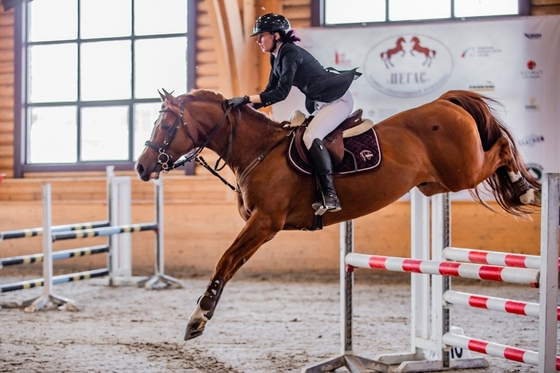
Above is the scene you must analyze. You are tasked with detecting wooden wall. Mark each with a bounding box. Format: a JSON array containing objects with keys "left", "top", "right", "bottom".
[
  {"left": 0, "top": 5, "right": 13, "bottom": 177},
  {"left": 532, "top": 0, "right": 560, "bottom": 14},
  {"left": 0, "top": 0, "right": 556, "bottom": 278}
]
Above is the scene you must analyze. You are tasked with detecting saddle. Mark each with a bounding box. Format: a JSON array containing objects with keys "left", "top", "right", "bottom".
[
  {"left": 286, "top": 109, "right": 381, "bottom": 177},
  {"left": 287, "top": 109, "right": 375, "bottom": 166}
]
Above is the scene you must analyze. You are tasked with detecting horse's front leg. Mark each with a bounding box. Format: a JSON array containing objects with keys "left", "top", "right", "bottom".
[{"left": 184, "top": 212, "right": 282, "bottom": 341}]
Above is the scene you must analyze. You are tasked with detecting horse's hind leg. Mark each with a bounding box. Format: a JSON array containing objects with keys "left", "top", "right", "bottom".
[
  {"left": 507, "top": 170, "right": 540, "bottom": 205},
  {"left": 184, "top": 213, "right": 282, "bottom": 341},
  {"left": 479, "top": 136, "right": 540, "bottom": 205}
]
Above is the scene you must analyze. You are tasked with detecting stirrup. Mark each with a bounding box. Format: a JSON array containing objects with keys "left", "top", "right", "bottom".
[{"left": 312, "top": 192, "right": 341, "bottom": 215}]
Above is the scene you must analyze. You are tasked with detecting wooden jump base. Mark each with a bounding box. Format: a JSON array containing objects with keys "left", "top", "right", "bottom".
[{"left": 303, "top": 173, "right": 559, "bottom": 373}]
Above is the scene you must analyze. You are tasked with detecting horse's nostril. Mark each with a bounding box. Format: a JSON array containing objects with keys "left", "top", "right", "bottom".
[{"left": 136, "top": 163, "right": 144, "bottom": 174}]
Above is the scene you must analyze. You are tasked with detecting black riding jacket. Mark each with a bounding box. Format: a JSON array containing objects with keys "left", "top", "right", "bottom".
[{"left": 255, "top": 42, "right": 360, "bottom": 113}]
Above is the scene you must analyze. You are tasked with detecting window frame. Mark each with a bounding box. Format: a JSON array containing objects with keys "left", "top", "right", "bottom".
[
  {"left": 13, "top": 0, "right": 197, "bottom": 177},
  {"left": 311, "top": 0, "right": 531, "bottom": 27}
]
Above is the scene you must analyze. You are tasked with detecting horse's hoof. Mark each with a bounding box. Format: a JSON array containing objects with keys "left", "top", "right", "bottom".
[
  {"left": 184, "top": 319, "right": 206, "bottom": 341},
  {"left": 520, "top": 188, "right": 541, "bottom": 206},
  {"left": 533, "top": 189, "right": 542, "bottom": 206}
]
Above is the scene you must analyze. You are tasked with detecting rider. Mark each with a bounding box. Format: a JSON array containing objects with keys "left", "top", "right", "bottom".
[{"left": 226, "top": 13, "right": 361, "bottom": 214}]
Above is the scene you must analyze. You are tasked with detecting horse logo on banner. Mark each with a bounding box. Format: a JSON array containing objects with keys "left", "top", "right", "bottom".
[{"left": 365, "top": 34, "right": 453, "bottom": 98}]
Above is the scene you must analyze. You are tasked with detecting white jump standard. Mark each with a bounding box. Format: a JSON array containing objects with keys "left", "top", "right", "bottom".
[{"left": 304, "top": 173, "right": 559, "bottom": 373}]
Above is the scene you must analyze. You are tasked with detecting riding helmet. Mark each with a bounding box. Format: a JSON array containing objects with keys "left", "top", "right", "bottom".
[{"left": 250, "top": 13, "right": 290, "bottom": 37}]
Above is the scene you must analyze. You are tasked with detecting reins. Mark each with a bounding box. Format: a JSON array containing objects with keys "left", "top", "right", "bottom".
[
  {"left": 171, "top": 101, "right": 284, "bottom": 194},
  {"left": 161, "top": 101, "right": 285, "bottom": 194},
  {"left": 173, "top": 105, "right": 236, "bottom": 168}
]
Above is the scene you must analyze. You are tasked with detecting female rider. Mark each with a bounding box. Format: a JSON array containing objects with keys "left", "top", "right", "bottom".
[{"left": 226, "top": 13, "right": 361, "bottom": 214}]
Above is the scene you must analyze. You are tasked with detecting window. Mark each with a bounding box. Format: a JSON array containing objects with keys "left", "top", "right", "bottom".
[
  {"left": 14, "top": 0, "right": 195, "bottom": 175},
  {"left": 321, "top": 0, "right": 529, "bottom": 26}
]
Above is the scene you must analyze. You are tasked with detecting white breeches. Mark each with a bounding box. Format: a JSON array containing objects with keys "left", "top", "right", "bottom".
[{"left": 303, "top": 90, "right": 354, "bottom": 149}]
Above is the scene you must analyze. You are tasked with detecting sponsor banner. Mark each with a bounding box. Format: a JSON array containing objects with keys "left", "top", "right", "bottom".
[{"left": 273, "top": 15, "right": 560, "bottom": 178}]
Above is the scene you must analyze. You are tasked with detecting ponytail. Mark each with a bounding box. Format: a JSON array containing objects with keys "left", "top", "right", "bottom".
[{"left": 278, "top": 29, "right": 301, "bottom": 43}]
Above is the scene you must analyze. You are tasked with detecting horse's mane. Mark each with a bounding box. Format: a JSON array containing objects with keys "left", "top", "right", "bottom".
[{"left": 180, "top": 89, "right": 284, "bottom": 129}]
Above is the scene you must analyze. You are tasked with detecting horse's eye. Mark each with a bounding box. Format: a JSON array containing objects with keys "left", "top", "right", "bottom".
[{"left": 161, "top": 122, "right": 172, "bottom": 131}]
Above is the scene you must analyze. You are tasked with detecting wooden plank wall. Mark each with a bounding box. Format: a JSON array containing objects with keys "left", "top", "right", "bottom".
[
  {"left": 532, "top": 0, "right": 560, "bottom": 14},
  {"left": 0, "top": 4, "right": 13, "bottom": 177}
]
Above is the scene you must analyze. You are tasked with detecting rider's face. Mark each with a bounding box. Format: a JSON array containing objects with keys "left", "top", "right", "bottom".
[{"left": 256, "top": 32, "right": 277, "bottom": 53}]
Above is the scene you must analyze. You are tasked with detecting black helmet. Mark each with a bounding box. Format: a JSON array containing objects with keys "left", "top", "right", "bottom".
[{"left": 250, "top": 13, "right": 290, "bottom": 37}]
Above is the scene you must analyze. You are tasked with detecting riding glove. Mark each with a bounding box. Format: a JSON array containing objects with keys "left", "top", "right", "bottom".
[{"left": 226, "top": 95, "right": 250, "bottom": 108}]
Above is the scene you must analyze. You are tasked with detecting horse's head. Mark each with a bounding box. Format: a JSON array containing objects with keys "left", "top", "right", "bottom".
[{"left": 135, "top": 89, "right": 195, "bottom": 181}]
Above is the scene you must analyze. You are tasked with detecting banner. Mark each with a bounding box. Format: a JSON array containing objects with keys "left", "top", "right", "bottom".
[{"left": 273, "top": 15, "right": 560, "bottom": 180}]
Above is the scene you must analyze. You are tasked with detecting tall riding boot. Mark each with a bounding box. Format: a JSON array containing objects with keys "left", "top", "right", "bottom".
[{"left": 308, "top": 138, "right": 341, "bottom": 213}]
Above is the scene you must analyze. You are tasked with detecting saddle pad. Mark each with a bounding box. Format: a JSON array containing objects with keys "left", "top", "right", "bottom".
[{"left": 287, "top": 127, "right": 382, "bottom": 176}]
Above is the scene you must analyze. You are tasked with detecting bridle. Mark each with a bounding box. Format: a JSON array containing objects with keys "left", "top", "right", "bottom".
[
  {"left": 143, "top": 99, "right": 242, "bottom": 189},
  {"left": 144, "top": 101, "right": 187, "bottom": 173},
  {"left": 144, "top": 98, "right": 285, "bottom": 194}
]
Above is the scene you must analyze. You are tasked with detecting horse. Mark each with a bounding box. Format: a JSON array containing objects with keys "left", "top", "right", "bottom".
[
  {"left": 410, "top": 36, "right": 436, "bottom": 67},
  {"left": 380, "top": 37, "right": 406, "bottom": 68},
  {"left": 135, "top": 89, "right": 540, "bottom": 341}
]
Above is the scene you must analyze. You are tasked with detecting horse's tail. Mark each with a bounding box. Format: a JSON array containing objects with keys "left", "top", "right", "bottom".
[{"left": 440, "top": 90, "right": 541, "bottom": 217}]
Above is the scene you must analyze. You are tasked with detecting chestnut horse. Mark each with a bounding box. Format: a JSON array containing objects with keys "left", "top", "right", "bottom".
[{"left": 135, "top": 89, "right": 540, "bottom": 341}]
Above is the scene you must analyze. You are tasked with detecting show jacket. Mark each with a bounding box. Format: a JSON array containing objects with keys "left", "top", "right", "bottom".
[{"left": 255, "top": 42, "right": 360, "bottom": 113}]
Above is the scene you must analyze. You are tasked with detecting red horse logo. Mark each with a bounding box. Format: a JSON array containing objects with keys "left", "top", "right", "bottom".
[
  {"left": 380, "top": 37, "right": 405, "bottom": 68},
  {"left": 410, "top": 36, "right": 436, "bottom": 67}
]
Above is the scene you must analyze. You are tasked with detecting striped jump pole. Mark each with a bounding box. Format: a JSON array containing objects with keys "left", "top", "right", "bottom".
[
  {"left": 345, "top": 254, "right": 540, "bottom": 285},
  {"left": 443, "top": 290, "right": 560, "bottom": 321},
  {"left": 0, "top": 268, "right": 109, "bottom": 293},
  {"left": 0, "top": 245, "right": 109, "bottom": 268},
  {"left": 51, "top": 223, "right": 157, "bottom": 241},
  {"left": 442, "top": 247, "right": 559, "bottom": 271},
  {"left": 0, "top": 221, "right": 110, "bottom": 241},
  {"left": 442, "top": 333, "right": 560, "bottom": 370}
]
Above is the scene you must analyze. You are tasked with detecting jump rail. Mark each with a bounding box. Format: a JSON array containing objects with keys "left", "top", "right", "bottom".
[
  {"left": 443, "top": 290, "right": 560, "bottom": 320},
  {"left": 442, "top": 247, "right": 560, "bottom": 271},
  {"left": 52, "top": 223, "right": 157, "bottom": 241},
  {"left": 442, "top": 333, "right": 560, "bottom": 370},
  {"left": 0, "top": 244, "right": 109, "bottom": 268},
  {"left": 0, "top": 268, "right": 109, "bottom": 293},
  {"left": 345, "top": 254, "right": 540, "bottom": 285},
  {"left": 0, "top": 221, "right": 110, "bottom": 241}
]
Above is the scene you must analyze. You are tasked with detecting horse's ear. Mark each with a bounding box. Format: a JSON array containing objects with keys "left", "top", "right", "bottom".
[
  {"left": 158, "top": 90, "right": 165, "bottom": 102},
  {"left": 161, "top": 88, "right": 179, "bottom": 106}
]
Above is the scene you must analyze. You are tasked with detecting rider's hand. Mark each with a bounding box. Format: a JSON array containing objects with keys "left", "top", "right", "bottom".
[{"left": 226, "top": 95, "right": 250, "bottom": 108}]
